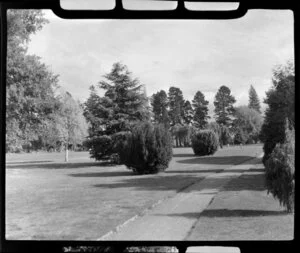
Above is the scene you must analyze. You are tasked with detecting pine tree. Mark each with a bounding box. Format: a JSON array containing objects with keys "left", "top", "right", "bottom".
[
  {"left": 248, "top": 85, "right": 261, "bottom": 113},
  {"left": 99, "top": 62, "right": 150, "bottom": 133},
  {"left": 168, "top": 87, "right": 185, "bottom": 126},
  {"left": 182, "top": 100, "right": 194, "bottom": 125},
  {"left": 214, "top": 85, "right": 236, "bottom": 126},
  {"left": 151, "top": 90, "right": 170, "bottom": 127},
  {"left": 192, "top": 91, "right": 210, "bottom": 129},
  {"left": 84, "top": 62, "right": 150, "bottom": 161}
]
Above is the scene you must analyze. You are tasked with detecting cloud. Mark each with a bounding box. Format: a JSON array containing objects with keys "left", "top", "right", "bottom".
[{"left": 27, "top": 9, "right": 293, "bottom": 108}]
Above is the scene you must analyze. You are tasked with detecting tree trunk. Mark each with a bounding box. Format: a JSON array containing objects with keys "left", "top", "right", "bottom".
[{"left": 65, "top": 143, "right": 69, "bottom": 162}]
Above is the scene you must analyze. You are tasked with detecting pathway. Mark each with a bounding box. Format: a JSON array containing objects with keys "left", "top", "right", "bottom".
[{"left": 99, "top": 155, "right": 262, "bottom": 240}]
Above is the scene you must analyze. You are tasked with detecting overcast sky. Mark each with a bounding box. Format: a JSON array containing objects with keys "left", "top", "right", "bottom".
[{"left": 27, "top": 9, "right": 294, "bottom": 116}]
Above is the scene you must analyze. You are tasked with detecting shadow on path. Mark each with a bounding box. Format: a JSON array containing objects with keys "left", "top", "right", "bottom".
[
  {"left": 90, "top": 171, "right": 266, "bottom": 193},
  {"left": 165, "top": 167, "right": 264, "bottom": 174},
  {"left": 223, "top": 173, "right": 266, "bottom": 191},
  {"left": 159, "top": 209, "right": 288, "bottom": 219}
]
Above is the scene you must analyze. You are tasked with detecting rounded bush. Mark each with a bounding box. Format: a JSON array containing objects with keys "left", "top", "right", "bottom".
[
  {"left": 86, "top": 135, "right": 113, "bottom": 161},
  {"left": 119, "top": 122, "right": 173, "bottom": 174},
  {"left": 191, "top": 130, "right": 219, "bottom": 156}
]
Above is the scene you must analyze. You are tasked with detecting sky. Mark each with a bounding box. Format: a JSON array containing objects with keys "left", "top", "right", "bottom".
[{"left": 26, "top": 7, "right": 294, "bottom": 117}]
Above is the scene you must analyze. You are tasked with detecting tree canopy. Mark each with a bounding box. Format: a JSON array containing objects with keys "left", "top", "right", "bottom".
[
  {"left": 233, "top": 105, "right": 263, "bottom": 143},
  {"left": 248, "top": 85, "right": 261, "bottom": 113},
  {"left": 50, "top": 92, "right": 88, "bottom": 161},
  {"left": 6, "top": 10, "right": 60, "bottom": 152},
  {"left": 260, "top": 61, "right": 295, "bottom": 163},
  {"left": 168, "top": 87, "right": 185, "bottom": 126},
  {"left": 192, "top": 91, "right": 210, "bottom": 129},
  {"left": 84, "top": 62, "right": 150, "bottom": 160},
  {"left": 151, "top": 90, "right": 170, "bottom": 127},
  {"left": 213, "top": 85, "right": 236, "bottom": 126},
  {"left": 182, "top": 100, "right": 194, "bottom": 125}
]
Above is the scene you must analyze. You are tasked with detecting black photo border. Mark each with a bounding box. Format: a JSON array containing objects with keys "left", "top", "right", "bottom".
[{"left": 0, "top": 0, "right": 298, "bottom": 252}]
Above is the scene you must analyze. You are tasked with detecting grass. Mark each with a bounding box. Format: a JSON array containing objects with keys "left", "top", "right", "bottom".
[
  {"left": 5, "top": 144, "right": 269, "bottom": 240},
  {"left": 187, "top": 162, "right": 294, "bottom": 240}
]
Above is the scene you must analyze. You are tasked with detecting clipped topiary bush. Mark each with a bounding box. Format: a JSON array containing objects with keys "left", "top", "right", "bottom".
[
  {"left": 191, "top": 130, "right": 219, "bottom": 156},
  {"left": 119, "top": 122, "right": 173, "bottom": 174},
  {"left": 265, "top": 124, "right": 295, "bottom": 212}
]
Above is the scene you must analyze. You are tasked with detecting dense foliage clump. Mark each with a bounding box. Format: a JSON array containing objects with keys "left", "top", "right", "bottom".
[
  {"left": 191, "top": 130, "right": 219, "bottom": 156},
  {"left": 119, "top": 122, "right": 173, "bottom": 174},
  {"left": 233, "top": 106, "right": 263, "bottom": 144},
  {"left": 234, "top": 128, "right": 247, "bottom": 145},
  {"left": 260, "top": 61, "right": 294, "bottom": 164},
  {"left": 84, "top": 63, "right": 150, "bottom": 161},
  {"left": 265, "top": 122, "right": 295, "bottom": 212}
]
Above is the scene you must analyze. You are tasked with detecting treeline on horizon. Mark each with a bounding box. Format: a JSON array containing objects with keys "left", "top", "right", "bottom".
[{"left": 6, "top": 10, "right": 294, "bottom": 162}]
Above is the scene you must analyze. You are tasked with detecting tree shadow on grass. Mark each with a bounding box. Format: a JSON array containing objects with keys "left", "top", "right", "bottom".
[
  {"left": 93, "top": 174, "right": 207, "bottom": 192},
  {"left": 159, "top": 209, "right": 288, "bottom": 219},
  {"left": 200, "top": 209, "right": 288, "bottom": 217},
  {"left": 173, "top": 154, "right": 196, "bottom": 158},
  {"left": 165, "top": 169, "right": 223, "bottom": 174},
  {"left": 6, "top": 160, "right": 53, "bottom": 165},
  {"left": 5, "top": 161, "right": 118, "bottom": 169},
  {"left": 86, "top": 165, "right": 267, "bottom": 194},
  {"left": 177, "top": 156, "right": 255, "bottom": 165},
  {"left": 69, "top": 171, "right": 134, "bottom": 177},
  {"left": 91, "top": 170, "right": 266, "bottom": 193}
]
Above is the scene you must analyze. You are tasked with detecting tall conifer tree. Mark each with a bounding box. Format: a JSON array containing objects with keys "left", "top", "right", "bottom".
[
  {"left": 248, "top": 85, "right": 261, "bottom": 113},
  {"left": 192, "top": 91, "right": 210, "bottom": 129},
  {"left": 168, "top": 87, "right": 185, "bottom": 126},
  {"left": 151, "top": 90, "right": 170, "bottom": 127},
  {"left": 214, "top": 85, "right": 236, "bottom": 126}
]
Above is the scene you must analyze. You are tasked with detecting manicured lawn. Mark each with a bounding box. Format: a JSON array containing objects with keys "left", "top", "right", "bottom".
[
  {"left": 187, "top": 162, "right": 294, "bottom": 240},
  {"left": 6, "top": 145, "right": 266, "bottom": 240}
]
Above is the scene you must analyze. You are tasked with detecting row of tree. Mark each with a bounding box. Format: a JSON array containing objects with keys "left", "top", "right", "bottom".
[
  {"left": 6, "top": 10, "right": 88, "bottom": 161},
  {"left": 6, "top": 10, "right": 288, "bottom": 165},
  {"left": 5, "top": 9, "right": 263, "bottom": 159},
  {"left": 150, "top": 84, "right": 262, "bottom": 147},
  {"left": 82, "top": 60, "right": 264, "bottom": 162},
  {"left": 152, "top": 83, "right": 260, "bottom": 129}
]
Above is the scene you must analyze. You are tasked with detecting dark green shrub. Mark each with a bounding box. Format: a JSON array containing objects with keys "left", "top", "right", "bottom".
[
  {"left": 86, "top": 131, "right": 133, "bottom": 163},
  {"left": 119, "top": 122, "right": 173, "bottom": 174},
  {"left": 191, "top": 130, "right": 219, "bottom": 156},
  {"left": 260, "top": 62, "right": 294, "bottom": 164},
  {"left": 265, "top": 125, "right": 295, "bottom": 212},
  {"left": 86, "top": 135, "right": 113, "bottom": 160}
]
